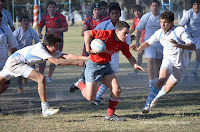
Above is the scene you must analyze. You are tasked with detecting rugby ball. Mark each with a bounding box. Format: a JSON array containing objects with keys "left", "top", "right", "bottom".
[{"left": 90, "top": 39, "right": 106, "bottom": 53}]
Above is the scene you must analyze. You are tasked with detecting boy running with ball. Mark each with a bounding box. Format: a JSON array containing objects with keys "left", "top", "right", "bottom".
[
  {"left": 74, "top": 21, "right": 145, "bottom": 121},
  {"left": 131, "top": 11, "right": 196, "bottom": 114}
]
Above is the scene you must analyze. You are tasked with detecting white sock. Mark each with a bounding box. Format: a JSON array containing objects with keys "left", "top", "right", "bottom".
[
  {"left": 41, "top": 102, "right": 49, "bottom": 110},
  {"left": 155, "top": 86, "right": 166, "bottom": 99}
]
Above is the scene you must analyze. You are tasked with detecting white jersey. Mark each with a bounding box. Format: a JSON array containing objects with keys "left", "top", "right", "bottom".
[
  {"left": 11, "top": 42, "right": 62, "bottom": 66},
  {"left": 94, "top": 19, "right": 131, "bottom": 72},
  {"left": 146, "top": 26, "right": 194, "bottom": 69},
  {"left": 136, "top": 12, "right": 162, "bottom": 49},
  {"left": 13, "top": 27, "right": 41, "bottom": 49},
  {"left": 1, "top": 9, "right": 14, "bottom": 28},
  {"left": 179, "top": 8, "right": 200, "bottom": 38},
  {"left": 0, "top": 25, "right": 18, "bottom": 69}
]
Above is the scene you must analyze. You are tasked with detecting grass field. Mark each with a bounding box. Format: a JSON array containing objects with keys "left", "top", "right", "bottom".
[{"left": 0, "top": 21, "right": 200, "bottom": 132}]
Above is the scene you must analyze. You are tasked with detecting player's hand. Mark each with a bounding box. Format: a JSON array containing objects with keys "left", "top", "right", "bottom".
[
  {"left": 131, "top": 35, "right": 136, "bottom": 41},
  {"left": 130, "top": 45, "right": 139, "bottom": 52},
  {"left": 87, "top": 49, "right": 98, "bottom": 55},
  {"left": 39, "top": 33, "right": 43, "bottom": 39},
  {"left": 77, "top": 61, "right": 85, "bottom": 67},
  {"left": 170, "top": 39, "right": 179, "bottom": 47},
  {"left": 134, "top": 64, "right": 145, "bottom": 72}
]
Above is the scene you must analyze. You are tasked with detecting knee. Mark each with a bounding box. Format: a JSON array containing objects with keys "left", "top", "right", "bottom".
[
  {"left": 112, "top": 87, "right": 121, "bottom": 95},
  {"left": 37, "top": 74, "right": 45, "bottom": 84}
]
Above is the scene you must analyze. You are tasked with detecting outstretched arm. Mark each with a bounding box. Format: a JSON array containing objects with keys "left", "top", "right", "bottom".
[
  {"left": 130, "top": 41, "right": 150, "bottom": 52},
  {"left": 127, "top": 56, "right": 145, "bottom": 72},
  {"left": 47, "top": 57, "right": 85, "bottom": 67},
  {"left": 60, "top": 54, "right": 89, "bottom": 61}
]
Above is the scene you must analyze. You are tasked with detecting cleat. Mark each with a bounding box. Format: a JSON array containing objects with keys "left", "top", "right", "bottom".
[
  {"left": 150, "top": 98, "right": 158, "bottom": 109},
  {"left": 142, "top": 105, "right": 150, "bottom": 114},
  {"left": 191, "top": 71, "right": 199, "bottom": 80},
  {"left": 90, "top": 100, "right": 104, "bottom": 106},
  {"left": 69, "top": 84, "right": 79, "bottom": 93},
  {"left": 42, "top": 107, "right": 59, "bottom": 117},
  {"left": 18, "top": 88, "right": 24, "bottom": 94},
  {"left": 128, "top": 71, "right": 137, "bottom": 77},
  {"left": 105, "top": 114, "right": 126, "bottom": 121},
  {"left": 47, "top": 76, "right": 53, "bottom": 83}
]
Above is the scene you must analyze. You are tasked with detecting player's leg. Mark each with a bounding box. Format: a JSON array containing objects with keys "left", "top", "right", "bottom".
[
  {"left": 142, "top": 59, "right": 172, "bottom": 114},
  {"left": 183, "top": 51, "right": 192, "bottom": 81},
  {"left": 0, "top": 76, "right": 10, "bottom": 94},
  {"left": 147, "top": 58, "right": 155, "bottom": 88},
  {"left": 102, "top": 74, "right": 125, "bottom": 121},
  {"left": 191, "top": 49, "right": 200, "bottom": 80},
  {"left": 27, "top": 68, "right": 59, "bottom": 117},
  {"left": 16, "top": 76, "right": 24, "bottom": 94},
  {"left": 39, "top": 61, "right": 46, "bottom": 74}
]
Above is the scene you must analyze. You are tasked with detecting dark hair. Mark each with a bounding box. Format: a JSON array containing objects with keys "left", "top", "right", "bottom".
[
  {"left": 19, "top": 15, "right": 30, "bottom": 22},
  {"left": 98, "top": 1, "right": 108, "bottom": 8},
  {"left": 43, "top": 33, "right": 62, "bottom": 47},
  {"left": 191, "top": 0, "right": 200, "bottom": 6},
  {"left": 47, "top": 1, "right": 57, "bottom": 8},
  {"left": 92, "top": 3, "right": 100, "bottom": 10},
  {"left": 159, "top": 11, "right": 174, "bottom": 22},
  {"left": 0, "top": 12, "right": 2, "bottom": 18},
  {"left": 115, "top": 21, "right": 130, "bottom": 31},
  {"left": 150, "top": 0, "right": 160, "bottom": 7},
  {"left": 133, "top": 4, "right": 143, "bottom": 12},
  {"left": 109, "top": 2, "right": 121, "bottom": 14}
]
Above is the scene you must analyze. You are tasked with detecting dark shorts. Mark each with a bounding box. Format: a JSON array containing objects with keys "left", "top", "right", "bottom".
[{"left": 85, "top": 59, "right": 114, "bottom": 82}]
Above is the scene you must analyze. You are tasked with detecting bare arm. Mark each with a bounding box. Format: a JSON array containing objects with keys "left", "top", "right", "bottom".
[
  {"left": 130, "top": 41, "right": 150, "bottom": 52},
  {"left": 38, "top": 26, "right": 43, "bottom": 39},
  {"left": 136, "top": 30, "right": 142, "bottom": 46},
  {"left": 48, "top": 27, "right": 68, "bottom": 33},
  {"left": 47, "top": 57, "right": 85, "bottom": 67},
  {"left": 170, "top": 39, "right": 196, "bottom": 50},
  {"left": 81, "top": 25, "right": 88, "bottom": 37},
  {"left": 84, "top": 30, "right": 97, "bottom": 54},
  {"left": 60, "top": 54, "right": 89, "bottom": 61},
  {"left": 127, "top": 56, "right": 145, "bottom": 72},
  {"left": 129, "top": 27, "right": 135, "bottom": 34}
]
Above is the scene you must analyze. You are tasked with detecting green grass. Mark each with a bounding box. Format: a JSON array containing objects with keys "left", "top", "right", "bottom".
[{"left": 0, "top": 21, "right": 200, "bottom": 132}]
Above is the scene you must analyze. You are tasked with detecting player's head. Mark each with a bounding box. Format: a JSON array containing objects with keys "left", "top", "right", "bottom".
[
  {"left": 109, "top": 3, "right": 121, "bottom": 24},
  {"left": 43, "top": 33, "right": 62, "bottom": 54},
  {"left": 115, "top": 21, "right": 130, "bottom": 42},
  {"left": 98, "top": 1, "right": 108, "bottom": 16},
  {"left": 0, "top": 0, "right": 4, "bottom": 11},
  {"left": 150, "top": 0, "right": 160, "bottom": 14},
  {"left": 20, "top": 15, "right": 30, "bottom": 28},
  {"left": 191, "top": 0, "right": 200, "bottom": 13},
  {"left": 159, "top": 11, "right": 174, "bottom": 32},
  {"left": 46, "top": 1, "right": 57, "bottom": 15},
  {"left": 133, "top": 5, "right": 143, "bottom": 18},
  {"left": 91, "top": 3, "right": 100, "bottom": 17}
]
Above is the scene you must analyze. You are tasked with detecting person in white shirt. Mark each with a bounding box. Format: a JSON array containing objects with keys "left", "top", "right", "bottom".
[
  {"left": 13, "top": 15, "right": 41, "bottom": 94},
  {"left": 136, "top": 0, "right": 163, "bottom": 88},
  {"left": 0, "top": 33, "right": 88, "bottom": 117},
  {"left": 0, "top": 0, "right": 15, "bottom": 31},
  {"left": 131, "top": 11, "right": 196, "bottom": 114},
  {"left": 179, "top": 0, "right": 200, "bottom": 81}
]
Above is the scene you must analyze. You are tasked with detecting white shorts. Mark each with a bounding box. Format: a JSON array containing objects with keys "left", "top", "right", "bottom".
[
  {"left": 109, "top": 52, "right": 119, "bottom": 73},
  {"left": 145, "top": 43, "right": 163, "bottom": 59},
  {"left": 0, "top": 57, "right": 33, "bottom": 80},
  {"left": 160, "top": 58, "right": 187, "bottom": 81},
  {"left": 193, "top": 37, "right": 200, "bottom": 49}
]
